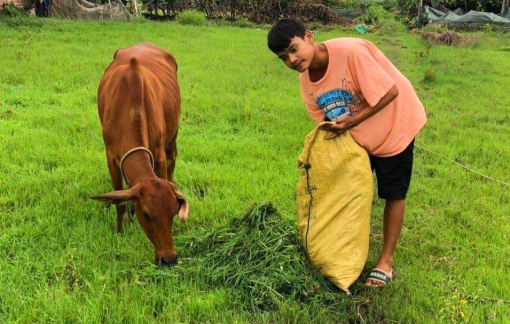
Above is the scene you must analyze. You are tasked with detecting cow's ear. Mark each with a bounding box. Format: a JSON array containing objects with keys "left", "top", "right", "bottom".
[
  {"left": 169, "top": 183, "right": 189, "bottom": 222},
  {"left": 91, "top": 183, "right": 141, "bottom": 205}
]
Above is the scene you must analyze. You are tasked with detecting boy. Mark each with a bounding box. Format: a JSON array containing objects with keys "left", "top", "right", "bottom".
[{"left": 268, "top": 19, "right": 426, "bottom": 287}]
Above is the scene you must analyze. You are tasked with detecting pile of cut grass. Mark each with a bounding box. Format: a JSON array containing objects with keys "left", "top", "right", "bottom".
[{"left": 181, "top": 202, "right": 342, "bottom": 310}]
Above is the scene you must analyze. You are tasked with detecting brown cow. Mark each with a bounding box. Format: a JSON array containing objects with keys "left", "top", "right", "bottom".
[{"left": 92, "top": 43, "right": 188, "bottom": 266}]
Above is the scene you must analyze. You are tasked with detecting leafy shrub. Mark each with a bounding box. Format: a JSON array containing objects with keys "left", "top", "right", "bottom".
[
  {"left": 362, "top": 5, "right": 392, "bottom": 25},
  {"left": 381, "top": 0, "right": 397, "bottom": 10},
  {"left": 176, "top": 10, "right": 207, "bottom": 26},
  {"left": 2, "top": 3, "right": 22, "bottom": 17},
  {"left": 323, "top": 0, "right": 365, "bottom": 8},
  {"left": 233, "top": 18, "right": 253, "bottom": 28}
]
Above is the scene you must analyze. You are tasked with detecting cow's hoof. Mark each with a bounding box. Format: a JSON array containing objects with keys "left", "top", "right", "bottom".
[{"left": 127, "top": 205, "right": 135, "bottom": 220}]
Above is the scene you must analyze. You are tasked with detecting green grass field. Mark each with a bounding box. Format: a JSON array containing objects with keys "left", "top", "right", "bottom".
[{"left": 0, "top": 17, "right": 509, "bottom": 323}]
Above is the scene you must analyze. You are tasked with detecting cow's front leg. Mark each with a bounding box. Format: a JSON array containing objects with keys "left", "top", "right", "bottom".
[{"left": 107, "top": 157, "right": 126, "bottom": 233}]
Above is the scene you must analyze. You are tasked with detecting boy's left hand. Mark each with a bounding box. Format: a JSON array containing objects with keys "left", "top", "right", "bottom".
[{"left": 322, "top": 115, "right": 360, "bottom": 139}]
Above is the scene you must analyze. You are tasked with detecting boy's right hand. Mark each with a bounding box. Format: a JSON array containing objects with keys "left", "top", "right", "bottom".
[
  {"left": 321, "top": 115, "right": 361, "bottom": 139},
  {"left": 320, "top": 123, "right": 340, "bottom": 140},
  {"left": 320, "top": 121, "right": 344, "bottom": 138}
]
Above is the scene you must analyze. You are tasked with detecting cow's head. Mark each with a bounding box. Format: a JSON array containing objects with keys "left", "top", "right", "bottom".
[{"left": 91, "top": 178, "right": 189, "bottom": 266}]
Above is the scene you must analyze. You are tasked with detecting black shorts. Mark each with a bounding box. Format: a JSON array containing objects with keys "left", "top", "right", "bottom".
[{"left": 369, "top": 139, "right": 414, "bottom": 200}]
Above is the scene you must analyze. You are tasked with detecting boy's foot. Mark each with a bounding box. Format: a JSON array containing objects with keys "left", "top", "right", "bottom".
[{"left": 365, "top": 268, "right": 396, "bottom": 287}]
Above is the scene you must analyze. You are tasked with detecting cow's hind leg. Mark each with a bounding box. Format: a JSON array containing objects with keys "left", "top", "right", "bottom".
[
  {"left": 107, "top": 157, "right": 126, "bottom": 233},
  {"left": 165, "top": 133, "right": 178, "bottom": 183}
]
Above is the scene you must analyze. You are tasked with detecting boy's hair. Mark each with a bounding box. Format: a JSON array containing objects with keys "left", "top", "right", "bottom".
[{"left": 267, "top": 18, "right": 306, "bottom": 53}]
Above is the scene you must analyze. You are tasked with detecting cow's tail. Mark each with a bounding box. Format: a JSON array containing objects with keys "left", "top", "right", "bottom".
[
  {"left": 127, "top": 58, "right": 144, "bottom": 111},
  {"left": 126, "top": 58, "right": 149, "bottom": 144},
  {"left": 130, "top": 57, "right": 138, "bottom": 68}
]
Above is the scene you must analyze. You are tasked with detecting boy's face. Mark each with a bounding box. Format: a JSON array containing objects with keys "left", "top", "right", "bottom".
[{"left": 276, "top": 31, "right": 315, "bottom": 73}]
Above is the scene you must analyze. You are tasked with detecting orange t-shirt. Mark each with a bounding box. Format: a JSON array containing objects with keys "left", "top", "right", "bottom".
[{"left": 299, "top": 38, "right": 427, "bottom": 157}]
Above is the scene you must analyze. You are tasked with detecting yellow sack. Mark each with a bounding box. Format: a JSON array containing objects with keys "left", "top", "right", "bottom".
[{"left": 296, "top": 123, "right": 373, "bottom": 293}]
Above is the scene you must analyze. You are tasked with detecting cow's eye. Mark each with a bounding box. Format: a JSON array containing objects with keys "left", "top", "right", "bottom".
[{"left": 143, "top": 213, "right": 151, "bottom": 221}]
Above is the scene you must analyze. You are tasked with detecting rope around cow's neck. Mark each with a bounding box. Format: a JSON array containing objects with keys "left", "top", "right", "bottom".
[{"left": 120, "top": 147, "right": 155, "bottom": 186}]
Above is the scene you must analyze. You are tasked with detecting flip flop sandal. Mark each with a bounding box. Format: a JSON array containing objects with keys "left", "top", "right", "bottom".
[{"left": 366, "top": 268, "right": 397, "bottom": 287}]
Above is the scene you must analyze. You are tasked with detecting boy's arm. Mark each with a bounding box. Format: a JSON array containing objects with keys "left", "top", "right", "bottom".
[{"left": 325, "top": 84, "right": 399, "bottom": 137}]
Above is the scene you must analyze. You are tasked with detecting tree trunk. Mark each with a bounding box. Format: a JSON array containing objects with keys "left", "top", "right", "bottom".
[
  {"left": 503, "top": 0, "right": 509, "bottom": 13},
  {"left": 132, "top": 0, "right": 139, "bottom": 17},
  {"left": 416, "top": 0, "right": 424, "bottom": 27}
]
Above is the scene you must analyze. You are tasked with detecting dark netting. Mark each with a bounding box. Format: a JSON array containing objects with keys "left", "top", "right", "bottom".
[{"left": 423, "top": 5, "right": 510, "bottom": 30}]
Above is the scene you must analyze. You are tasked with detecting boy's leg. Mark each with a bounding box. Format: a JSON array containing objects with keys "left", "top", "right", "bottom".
[
  {"left": 367, "top": 199, "right": 405, "bottom": 286},
  {"left": 366, "top": 140, "right": 414, "bottom": 287}
]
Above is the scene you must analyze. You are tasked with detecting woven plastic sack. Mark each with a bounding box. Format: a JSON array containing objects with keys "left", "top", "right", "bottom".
[{"left": 297, "top": 123, "right": 373, "bottom": 293}]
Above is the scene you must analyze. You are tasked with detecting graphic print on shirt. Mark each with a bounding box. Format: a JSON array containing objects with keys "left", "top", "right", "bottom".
[{"left": 312, "top": 79, "right": 361, "bottom": 121}]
